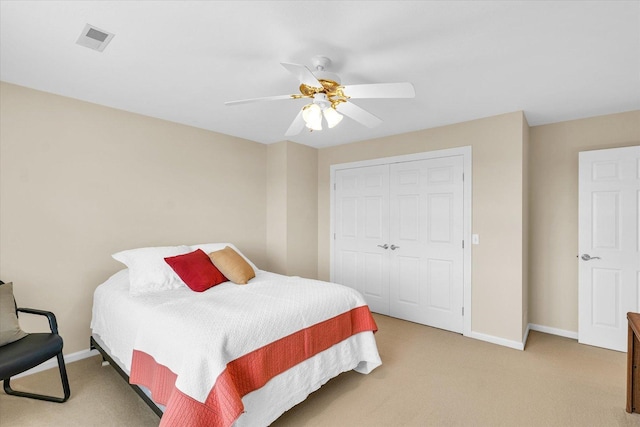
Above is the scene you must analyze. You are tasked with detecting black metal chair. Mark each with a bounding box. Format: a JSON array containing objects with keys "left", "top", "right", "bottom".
[{"left": 0, "top": 280, "right": 70, "bottom": 402}]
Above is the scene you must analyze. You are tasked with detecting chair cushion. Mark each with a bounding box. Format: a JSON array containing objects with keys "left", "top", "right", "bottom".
[
  {"left": 0, "top": 282, "right": 28, "bottom": 346},
  {"left": 0, "top": 333, "right": 63, "bottom": 379}
]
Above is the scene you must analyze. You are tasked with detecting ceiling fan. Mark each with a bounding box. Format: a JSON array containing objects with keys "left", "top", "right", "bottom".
[{"left": 225, "top": 56, "right": 415, "bottom": 136}]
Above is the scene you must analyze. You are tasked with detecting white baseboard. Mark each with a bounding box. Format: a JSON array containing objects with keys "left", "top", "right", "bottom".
[
  {"left": 467, "top": 331, "right": 526, "bottom": 351},
  {"left": 522, "top": 323, "right": 531, "bottom": 349},
  {"left": 13, "top": 348, "right": 100, "bottom": 379},
  {"left": 528, "top": 323, "right": 578, "bottom": 340},
  {"left": 466, "top": 323, "right": 578, "bottom": 352}
]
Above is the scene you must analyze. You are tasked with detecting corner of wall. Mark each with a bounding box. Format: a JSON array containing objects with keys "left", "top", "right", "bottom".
[
  {"left": 522, "top": 113, "right": 530, "bottom": 340},
  {"left": 266, "top": 141, "right": 319, "bottom": 278}
]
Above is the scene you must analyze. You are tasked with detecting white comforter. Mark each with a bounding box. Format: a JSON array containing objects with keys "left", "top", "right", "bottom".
[
  {"left": 91, "top": 269, "right": 381, "bottom": 426},
  {"left": 132, "top": 271, "right": 375, "bottom": 403}
]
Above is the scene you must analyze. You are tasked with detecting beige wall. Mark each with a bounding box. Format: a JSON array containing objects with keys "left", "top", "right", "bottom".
[
  {"left": 528, "top": 111, "right": 640, "bottom": 333},
  {"left": 0, "top": 82, "right": 268, "bottom": 354},
  {"left": 318, "top": 112, "right": 527, "bottom": 343},
  {"left": 285, "top": 141, "right": 318, "bottom": 279},
  {"left": 266, "top": 142, "right": 288, "bottom": 273},
  {"left": 266, "top": 141, "right": 318, "bottom": 278}
]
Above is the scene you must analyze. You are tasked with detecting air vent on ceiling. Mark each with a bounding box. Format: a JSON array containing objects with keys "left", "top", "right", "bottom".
[{"left": 76, "top": 24, "right": 114, "bottom": 52}]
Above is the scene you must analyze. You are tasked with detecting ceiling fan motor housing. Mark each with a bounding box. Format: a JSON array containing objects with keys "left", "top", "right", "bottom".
[
  {"left": 313, "top": 70, "right": 341, "bottom": 84},
  {"left": 311, "top": 55, "right": 331, "bottom": 70},
  {"left": 311, "top": 55, "right": 341, "bottom": 84}
]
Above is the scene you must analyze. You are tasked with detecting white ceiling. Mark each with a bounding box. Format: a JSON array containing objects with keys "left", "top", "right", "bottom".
[{"left": 1, "top": 1, "right": 638, "bottom": 148}]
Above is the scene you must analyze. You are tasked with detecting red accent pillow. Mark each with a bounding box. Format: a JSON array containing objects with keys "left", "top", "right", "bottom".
[{"left": 164, "top": 249, "right": 228, "bottom": 292}]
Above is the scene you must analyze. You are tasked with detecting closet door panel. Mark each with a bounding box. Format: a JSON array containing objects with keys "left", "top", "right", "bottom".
[
  {"left": 427, "top": 258, "right": 453, "bottom": 311},
  {"left": 428, "top": 193, "right": 453, "bottom": 244},
  {"left": 389, "top": 156, "right": 464, "bottom": 332},
  {"left": 389, "top": 160, "right": 427, "bottom": 323},
  {"left": 397, "top": 255, "right": 420, "bottom": 304},
  {"left": 334, "top": 165, "right": 390, "bottom": 315}
]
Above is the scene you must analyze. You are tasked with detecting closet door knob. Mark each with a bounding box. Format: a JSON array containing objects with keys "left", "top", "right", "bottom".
[
  {"left": 390, "top": 245, "right": 400, "bottom": 250},
  {"left": 377, "top": 244, "right": 389, "bottom": 250}
]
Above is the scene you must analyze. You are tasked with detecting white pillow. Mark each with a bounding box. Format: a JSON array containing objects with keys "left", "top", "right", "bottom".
[
  {"left": 112, "top": 245, "right": 192, "bottom": 296},
  {"left": 189, "top": 243, "right": 259, "bottom": 271}
]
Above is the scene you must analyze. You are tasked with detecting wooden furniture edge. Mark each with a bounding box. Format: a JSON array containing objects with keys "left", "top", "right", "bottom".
[{"left": 627, "top": 313, "right": 640, "bottom": 413}]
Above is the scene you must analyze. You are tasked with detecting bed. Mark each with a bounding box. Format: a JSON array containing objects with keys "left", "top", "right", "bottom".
[{"left": 90, "top": 243, "right": 381, "bottom": 426}]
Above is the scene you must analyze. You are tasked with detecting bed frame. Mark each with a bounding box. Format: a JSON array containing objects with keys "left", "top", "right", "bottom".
[{"left": 89, "top": 335, "right": 163, "bottom": 418}]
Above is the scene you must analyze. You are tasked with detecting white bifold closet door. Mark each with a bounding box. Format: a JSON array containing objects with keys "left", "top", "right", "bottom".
[
  {"left": 334, "top": 156, "right": 464, "bottom": 333},
  {"left": 334, "top": 164, "right": 390, "bottom": 315}
]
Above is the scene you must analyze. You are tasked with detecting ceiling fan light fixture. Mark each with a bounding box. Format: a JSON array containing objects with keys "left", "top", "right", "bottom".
[
  {"left": 226, "top": 56, "right": 414, "bottom": 137},
  {"left": 302, "top": 103, "right": 323, "bottom": 131},
  {"left": 323, "top": 107, "right": 343, "bottom": 128},
  {"left": 313, "top": 93, "right": 331, "bottom": 109}
]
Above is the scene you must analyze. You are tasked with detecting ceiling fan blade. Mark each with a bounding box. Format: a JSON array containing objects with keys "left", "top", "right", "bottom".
[
  {"left": 284, "top": 109, "right": 306, "bottom": 136},
  {"left": 224, "top": 94, "right": 297, "bottom": 106},
  {"left": 336, "top": 101, "right": 383, "bottom": 128},
  {"left": 281, "top": 62, "right": 323, "bottom": 88},
  {"left": 342, "top": 82, "right": 415, "bottom": 99}
]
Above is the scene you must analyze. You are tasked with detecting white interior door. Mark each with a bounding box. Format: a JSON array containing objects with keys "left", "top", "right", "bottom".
[
  {"left": 334, "top": 165, "right": 390, "bottom": 314},
  {"left": 578, "top": 145, "right": 640, "bottom": 352},
  {"left": 389, "top": 156, "right": 464, "bottom": 332}
]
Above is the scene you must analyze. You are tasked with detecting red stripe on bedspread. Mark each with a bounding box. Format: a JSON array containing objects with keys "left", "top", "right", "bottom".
[{"left": 130, "top": 305, "right": 377, "bottom": 427}]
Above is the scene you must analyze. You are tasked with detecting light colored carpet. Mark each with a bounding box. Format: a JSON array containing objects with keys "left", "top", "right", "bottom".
[{"left": 0, "top": 314, "right": 636, "bottom": 426}]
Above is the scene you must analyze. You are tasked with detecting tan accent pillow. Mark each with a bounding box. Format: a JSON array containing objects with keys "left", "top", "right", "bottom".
[
  {"left": 0, "top": 282, "right": 28, "bottom": 346},
  {"left": 208, "top": 246, "right": 255, "bottom": 285}
]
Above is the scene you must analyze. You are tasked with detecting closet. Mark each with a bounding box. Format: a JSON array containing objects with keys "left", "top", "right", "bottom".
[{"left": 333, "top": 154, "right": 465, "bottom": 333}]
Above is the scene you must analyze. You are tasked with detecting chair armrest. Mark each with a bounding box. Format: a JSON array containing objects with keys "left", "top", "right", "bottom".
[{"left": 17, "top": 307, "right": 59, "bottom": 334}]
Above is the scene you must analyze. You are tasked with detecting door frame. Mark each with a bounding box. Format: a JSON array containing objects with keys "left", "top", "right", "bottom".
[{"left": 330, "top": 146, "right": 472, "bottom": 337}]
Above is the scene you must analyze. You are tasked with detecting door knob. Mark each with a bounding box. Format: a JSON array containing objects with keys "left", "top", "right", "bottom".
[
  {"left": 581, "top": 254, "right": 601, "bottom": 261},
  {"left": 390, "top": 244, "right": 400, "bottom": 250},
  {"left": 377, "top": 244, "right": 389, "bottom": 250}
]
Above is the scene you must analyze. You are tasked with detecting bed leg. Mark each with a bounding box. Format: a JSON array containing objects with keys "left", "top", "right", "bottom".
[{"left": 90, "top": 336, "right": 109, "bottom": 365}]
